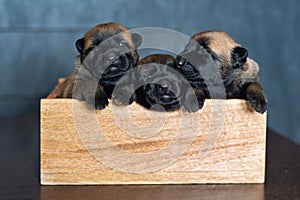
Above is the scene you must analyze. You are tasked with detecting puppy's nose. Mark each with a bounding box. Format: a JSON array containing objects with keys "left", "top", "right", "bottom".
[
  {"left": 106, "top": 52, "right": 116, "bottom": 61},
  {"left": 160, "top": 85, "right": 169, "bottom": 93},
  {"left": 112, "top": 58, "right": 121, "bottom": 65},
  {"left": 176, "top": 56, "right": 186, "bottom": 67},
  {"left": 162, "top": 84, "right": 169, "bottom": 91},
  {"left": 160, "top": 79, "right": 170, "bottom": 89}
]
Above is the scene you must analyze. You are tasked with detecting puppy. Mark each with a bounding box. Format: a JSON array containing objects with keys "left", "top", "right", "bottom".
[
  {"left": 55, "top": 56, "right": 81, "bottom": 98},
  {"left": 175, "top": 31, "right": 267, "bottom": 113},
  {"left": 133, "top": 54, "right": 199, "bottom": 112},
  {"left": 56, "top": 22, "right": 142, "bottom": 109}
]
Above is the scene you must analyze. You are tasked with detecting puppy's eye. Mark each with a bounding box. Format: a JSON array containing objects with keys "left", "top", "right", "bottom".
[
  {"left": 119, "top": 41, "right": 128, "bottom": 47},
  {"left": 176, "top": 56, "right": 186, "bottom": 67}
]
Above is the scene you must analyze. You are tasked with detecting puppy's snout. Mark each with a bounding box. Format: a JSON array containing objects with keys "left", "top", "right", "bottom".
[
  {"left": 106, "top": 52, "right": 116, "bottom": 61},
  {"left": 159, "top": 79, "right": 170, "bottom": 89},
  {"left": 161, "top": 84, "right": 169, "bottom": 93},
  {"left": 104, "top": 51, "right": 123, "bottom": 66},
  {"left": 162, "top": 84, "right": 169, "bottom": 89},
  {"left": 112, "top": 58, "right": 121, "bottom": 66}
]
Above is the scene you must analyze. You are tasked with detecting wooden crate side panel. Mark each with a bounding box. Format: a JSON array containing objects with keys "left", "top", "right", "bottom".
[{"left": 40, "top": 99, "right": 266, "bottom": 185}]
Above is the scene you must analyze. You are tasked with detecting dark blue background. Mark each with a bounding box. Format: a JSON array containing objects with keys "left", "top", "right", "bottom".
[{"left": 0, "top": 0, "right": 299, "bottom": 144}]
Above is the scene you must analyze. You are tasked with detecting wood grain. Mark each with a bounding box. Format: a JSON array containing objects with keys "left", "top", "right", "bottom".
[{"left": 40, "top": 98, "right": 266, "bottom": 185}]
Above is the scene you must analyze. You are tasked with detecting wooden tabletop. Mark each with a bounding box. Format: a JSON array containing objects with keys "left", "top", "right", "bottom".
[{"left": 0, "top": 115, "right": 299, "bottom": 199}]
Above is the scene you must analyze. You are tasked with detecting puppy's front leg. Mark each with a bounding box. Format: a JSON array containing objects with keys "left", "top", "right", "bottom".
[
  {"left": 93, "top": 84, "right": 109, "bottom": 109},
  {"left": 241, "top": 82, "right": 267, "bottom": 114},
  {"left": 184, "top": 88, "right": 206, "bottom": 113}
]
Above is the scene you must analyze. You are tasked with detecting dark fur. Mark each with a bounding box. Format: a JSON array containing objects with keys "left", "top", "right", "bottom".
[
  {"left": 133, "top": 54, "right": 202, "bottom": 112},
  {"left": 175, "top": 31, "right": 267, "bottom": 113},
  {"left": 56, "top": 22, "right": 142, "bottom": 109}
]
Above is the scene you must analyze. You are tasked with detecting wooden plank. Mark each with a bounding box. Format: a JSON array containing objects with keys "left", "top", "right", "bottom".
[{"left": 40, "top": 99, "right": 266, "bottom": 185}]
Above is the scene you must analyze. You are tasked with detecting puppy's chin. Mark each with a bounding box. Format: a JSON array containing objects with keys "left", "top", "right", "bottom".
[{"left": 151, "top": 98, "right": 180, "bottom": 112}]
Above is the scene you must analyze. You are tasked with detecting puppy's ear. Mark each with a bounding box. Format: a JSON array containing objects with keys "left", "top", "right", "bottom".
[
  {"left": 231, "top": 46, "right": 248, "bottom": 69},
  {"left": 75, "top": 38, "right": 84, "bottom": 54},
  {"left": 132, "top": 33, "right": 142, "bottom": 48}
]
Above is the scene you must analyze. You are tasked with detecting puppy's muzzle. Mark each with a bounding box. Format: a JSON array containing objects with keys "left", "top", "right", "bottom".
[{"left": 102, "top": 53, "right": 130, "bottom": 79}]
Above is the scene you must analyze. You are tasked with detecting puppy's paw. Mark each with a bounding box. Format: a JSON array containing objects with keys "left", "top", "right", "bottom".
[
  {"left": 184, "top": 93, "right": 205, "bottom": 113},
  {"left": 95, "top": 97, "right": 109, "bottom": 110},
  {"left": 86, "top": 95, "right": 109, "bottom": 110},
  {"left": 247, "top": 92, "right": 267, "bottom": 114},
  {"left": 184, "top": 88, "right": 205, "bottom": 113},
  {"left": 112, "top": 90, "right": 134, "bottom": 106},
  {"left": 112, "top": 97, "right": 134, "bottom": 106}
]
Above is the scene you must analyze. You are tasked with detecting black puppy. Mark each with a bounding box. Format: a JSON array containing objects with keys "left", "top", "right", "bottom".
[
  {"left": 56, "top": 22, "right": 142, "bottom": 109},
  {"left": 175, "top": 31, "right": 267, "bottom": 113},
  {"left": 133, "top": 54, "right": 199, "bottom": 112}
]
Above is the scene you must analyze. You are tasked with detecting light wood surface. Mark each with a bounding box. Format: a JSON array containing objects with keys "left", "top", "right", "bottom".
[{"left": 40, "top": 98, "right": 266, "bottom": 185}]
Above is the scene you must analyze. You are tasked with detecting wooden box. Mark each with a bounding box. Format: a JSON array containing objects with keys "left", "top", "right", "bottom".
[{"left": 41, "top": 94, "right": 267, "bottom": 185}]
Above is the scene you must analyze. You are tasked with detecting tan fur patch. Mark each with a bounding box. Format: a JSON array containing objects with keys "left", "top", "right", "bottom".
[
  {"left": 83, "top": 23, "right": 135, "bottom": 54},
  {"left": 192, "top": 30, "right": 259, "bottom": 86},
  {"left": 192, "top": 31, "right": 239, "bottom": 64}
]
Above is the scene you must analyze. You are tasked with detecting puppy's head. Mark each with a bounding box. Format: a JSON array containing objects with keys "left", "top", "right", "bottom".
[
  {"left": 175, "top": 31, "right": 256, "bottom": 86},
  {"left": 75, "top": 22, "right": 142, "bottom": 85},
  {"left": 135, "top": 54, "right": 183, "bottom": 111}
]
